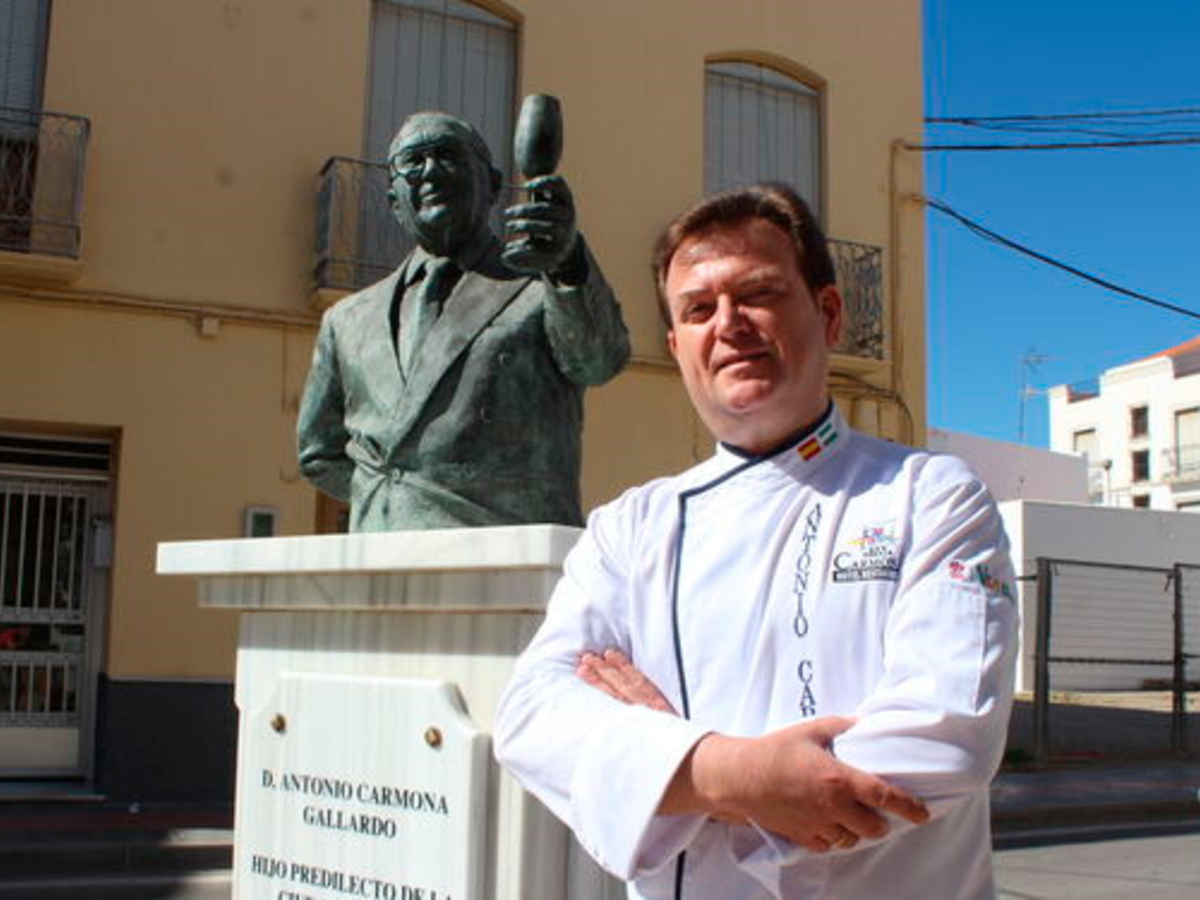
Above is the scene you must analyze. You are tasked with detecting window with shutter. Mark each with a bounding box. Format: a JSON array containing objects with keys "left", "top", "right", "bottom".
[
  {"left": 363, "top": 0, "right": 516, "bottom": 263},
  {"left": 0, "top": 0, "right": 49, "bottom": 253},
  {"left": 705, "top": 61, "right": 821, "bottom": 214}
]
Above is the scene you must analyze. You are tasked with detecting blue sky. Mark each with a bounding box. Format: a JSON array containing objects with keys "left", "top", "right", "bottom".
[{"left": 923, "top": 0, "right": 1200, "bottom": 447}]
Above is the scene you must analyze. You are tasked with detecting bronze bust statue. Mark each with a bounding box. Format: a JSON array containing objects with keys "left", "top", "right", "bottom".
[{"left": 297, "top": 109, "right": 630, "bottom": 531}]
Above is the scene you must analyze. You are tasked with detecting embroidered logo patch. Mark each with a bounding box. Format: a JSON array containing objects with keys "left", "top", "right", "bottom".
[
  {"left": 832, "top": 521, "right": 900, "bottom": 583},
  {"left": 797, "top": 420, "right": 838, "bottom": 461},
  {"left": 948, "top": 560, "right": 1015, "bottom": 601}
]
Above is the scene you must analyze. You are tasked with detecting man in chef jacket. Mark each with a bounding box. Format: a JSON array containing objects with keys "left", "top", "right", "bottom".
[{"left": 495, "top": 182, "right": 1018, "bottom": 900}]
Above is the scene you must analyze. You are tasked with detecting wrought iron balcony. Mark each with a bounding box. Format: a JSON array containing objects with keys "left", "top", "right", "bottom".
[
  {"left": 0, "top": 107, "right": 89, "bottom": 259},
  {"left": 828, "top": 238, "right": 883, "bottom": 360},
  {"left": 314, "top": 156, "right": 410, "bottom": 293},
  {"left": 314, "top": 158, "right": 885, "bottom": 361},
  {"left": 1163, "top": 444, "right": 1200, "bottom": 483}
]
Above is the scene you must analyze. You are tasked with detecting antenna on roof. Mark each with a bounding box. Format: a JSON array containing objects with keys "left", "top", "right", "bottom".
[{"left": 1018, "top": 348, "right": 1051, "bottom": 444}]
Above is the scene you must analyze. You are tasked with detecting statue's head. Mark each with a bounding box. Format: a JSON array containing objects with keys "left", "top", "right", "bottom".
[{"left": 387, "top": 112, "right": 504, "bottom": 257}]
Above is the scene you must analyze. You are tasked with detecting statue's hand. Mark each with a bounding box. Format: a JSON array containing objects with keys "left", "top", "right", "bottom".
[{"left": 502, "top": 174, "right": 580, "bottom": 275}]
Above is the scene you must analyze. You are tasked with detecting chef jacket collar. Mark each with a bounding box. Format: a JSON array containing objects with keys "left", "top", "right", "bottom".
[{"left": 719, "top": 401, "right": 836, "bottom": 462}]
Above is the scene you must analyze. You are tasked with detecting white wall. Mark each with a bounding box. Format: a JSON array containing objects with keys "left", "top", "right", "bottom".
[
  {"left": 928, "top": 428, "right": 1087, "bottom": 503},
  {"left": 999, "top": 500, "right": 1200, "bottom": 693}
]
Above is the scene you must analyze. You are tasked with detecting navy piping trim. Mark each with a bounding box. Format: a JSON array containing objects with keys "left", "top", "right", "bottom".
[
  {"left": 668, "top": 455, "right": 762, "bottom": 900},
  {"left": 672, "top": 427, "right": 840, "bottom": 897},
  {"left": 674, "top": 851, "right": 686, "bottom": 900},
  {"left": 669, "top": 432, "right": 829, "bottom": 899},
  {"left": 670, "top": 492, "right": 693, "bottom": 721},
  {"left": 670, "top": 453, "right": 762, "bottom": 721}
]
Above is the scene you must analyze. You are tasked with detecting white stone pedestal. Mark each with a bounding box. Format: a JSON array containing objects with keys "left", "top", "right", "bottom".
[{"left": 157, "top": 525, "right": 623, "bottom": 900}]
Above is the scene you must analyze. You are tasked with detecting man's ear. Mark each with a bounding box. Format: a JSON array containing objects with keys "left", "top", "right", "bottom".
[
  {"left": 387, "top": 188, "right": 399, "bottom": 212},
  {"left": 666, "top": 329, "right": 678, "bottom": 360},
  {"left": 816, "top": 285, "right": 844, "bottom": 349}
]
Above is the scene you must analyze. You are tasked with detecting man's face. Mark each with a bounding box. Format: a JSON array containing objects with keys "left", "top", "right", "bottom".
[
  {"left": 664, "top": 217, "right": 842, "bottom": 453},
  {"left": 388, "top": 118, "right": 496, "bottom": 256}
]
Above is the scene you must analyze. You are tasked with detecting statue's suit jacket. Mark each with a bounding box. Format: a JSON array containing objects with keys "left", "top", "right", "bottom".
[{"left": 297, "top": 239, "right": 630, "bottom": 531}]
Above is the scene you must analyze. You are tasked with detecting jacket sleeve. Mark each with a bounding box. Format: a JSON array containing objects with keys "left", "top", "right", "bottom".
[
  {"left": 296, "top": 311, "right": 354, "bottom": 502},
  {"left": 734, "top": 459, "right": 1019, "bottom": 880},
  {"left": 834, "top": 464, "right": 1019, "bottom": 798},
  {"left": 540, "top": 236, "right": 631, "bottom": 386},
  {"left": 494, "top": 501, "right": 711, "bottom": 880}
]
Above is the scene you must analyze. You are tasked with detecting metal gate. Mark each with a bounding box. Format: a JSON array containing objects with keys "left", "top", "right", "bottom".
[
  {"left": 0, "top": 434, "right": 111, "bottom": 777},
  {"left": 1031, "top": 557, "right": 1197, "bottom": 759},
  {"left": 1178, "top": 563, "right": 1200, "bottom": 753}
]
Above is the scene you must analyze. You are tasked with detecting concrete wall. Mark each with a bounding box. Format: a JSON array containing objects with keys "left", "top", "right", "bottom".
[
  {"left": 928, "top": 427, "right": 1088, "bottom": 503},
  {"left": 1000, "top": 500, "right": 1200, "bottom": 693},
  {"left": 4, "top": 0, "right": 926, "bottom": 687}
]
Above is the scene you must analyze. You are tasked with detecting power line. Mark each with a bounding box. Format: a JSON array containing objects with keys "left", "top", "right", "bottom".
[
  {"left": 906, "top": 136, "right": 1200, "bottom": 152},
  {"left": 919, "top": 105, "right": 1200, "bottom": 150},
  {"left": 922, "top": 198, "right": 1200, "bottom": 322},
  {"left": 927, "top": 105, "right": 1200, "bottom": 123},
  {"left": 944, "top": 120, "right": 1200, "bottom": 141}
]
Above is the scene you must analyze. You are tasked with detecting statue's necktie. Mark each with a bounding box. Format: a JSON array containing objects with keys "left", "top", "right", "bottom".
[{"left": 400, "top": 258, "right": 460, "bottom": 377}]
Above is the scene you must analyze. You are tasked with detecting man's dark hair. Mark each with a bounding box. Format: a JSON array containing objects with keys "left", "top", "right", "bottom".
[{"left": 651, "top": 182, "right": 836, "bottom": 329}]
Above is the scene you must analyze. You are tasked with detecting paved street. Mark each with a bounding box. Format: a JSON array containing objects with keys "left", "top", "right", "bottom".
[
  {"left": 995, "top": 830, "right": 1200, "bottom": 899},
  {"left": 3, "top": 830, "right": 1200, "bottom": 899},
  {"left": 0, "top": 871, "right": 232, "bottom": 900}
]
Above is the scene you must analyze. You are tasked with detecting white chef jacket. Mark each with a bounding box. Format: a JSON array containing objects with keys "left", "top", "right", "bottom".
[{"left": 495, "top": 406, "right": 1018, "bottom": 900}]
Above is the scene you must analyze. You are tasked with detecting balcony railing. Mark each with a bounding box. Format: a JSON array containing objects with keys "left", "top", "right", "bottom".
[
  {"left": 0, "top": 107, "right": 89, "bottom": 259},
  {"left": 828, "top": 239, "right": 883, "bottom": 360},
  {"left": 314, "top": 156, "right": 408, "bottom": 293},
  {"left": 314, "top": 159, "right": 886, "bottom": 360},
  {"left": 1163, "top": 444, "right": 1200, "bottom": 483}
]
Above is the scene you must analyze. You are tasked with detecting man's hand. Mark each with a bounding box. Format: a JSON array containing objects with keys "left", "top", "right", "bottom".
[
  {"left": 575, "top": 647, "right": 930, "bottom": 852},
  {"left": 502, "top": 174, "right": 580, "bottom": 276},
  {"left": 577, "top": 649, "right": 677, "bottom": 714},
  {"left": 672, "top": 719, "right": 930, "bottom": 853}
]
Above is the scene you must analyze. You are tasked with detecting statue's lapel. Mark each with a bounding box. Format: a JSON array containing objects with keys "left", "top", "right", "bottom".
[
  {"left": 353, "top": 265, "right": 406, "bottom": 400},
  {"left": 388, "top": 269, "right": 529, "bottom": 446}
]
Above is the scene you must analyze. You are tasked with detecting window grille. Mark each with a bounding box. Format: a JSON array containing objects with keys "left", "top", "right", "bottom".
[{"left": 0, "top": 478, "right": 92, "bottom": 727}]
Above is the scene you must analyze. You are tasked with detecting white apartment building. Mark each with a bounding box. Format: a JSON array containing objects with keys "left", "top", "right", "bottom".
[{"left": 1048, "top": 336, "right": 1200, "bottom": 511}]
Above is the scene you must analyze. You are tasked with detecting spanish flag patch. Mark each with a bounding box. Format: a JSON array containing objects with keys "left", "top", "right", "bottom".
[{"left": 797, "top": 420, "right": 837, "bottom": 461}]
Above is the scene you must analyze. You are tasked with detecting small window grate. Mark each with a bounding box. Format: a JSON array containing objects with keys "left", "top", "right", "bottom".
[{"left": 0, "top": 434, "right": 111, "bottom": 477}]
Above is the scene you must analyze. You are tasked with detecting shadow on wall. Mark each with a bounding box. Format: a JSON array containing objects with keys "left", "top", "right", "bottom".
[{"left": 1006, "top": 697, "right": 1200, "bottom": 763}]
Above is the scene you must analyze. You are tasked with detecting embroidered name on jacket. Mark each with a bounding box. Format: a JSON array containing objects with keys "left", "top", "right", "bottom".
[
  {"left": 793, "top": 504, "right": 822, "bottom": 717},
  {"left": 792, "top": 504, "right": 823, "bottom": 636},
  {"left": 832, "top": 520, "right": 900, "bottom": 583}
]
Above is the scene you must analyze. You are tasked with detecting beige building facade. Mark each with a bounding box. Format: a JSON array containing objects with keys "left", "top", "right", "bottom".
[{"left": 0, "top": 0, "right": 926, "bottom": 802}]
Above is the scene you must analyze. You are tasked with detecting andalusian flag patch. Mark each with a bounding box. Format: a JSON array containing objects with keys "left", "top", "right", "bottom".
[{"left": 797, "top": 420, "right": 838, "bottom": 461}]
